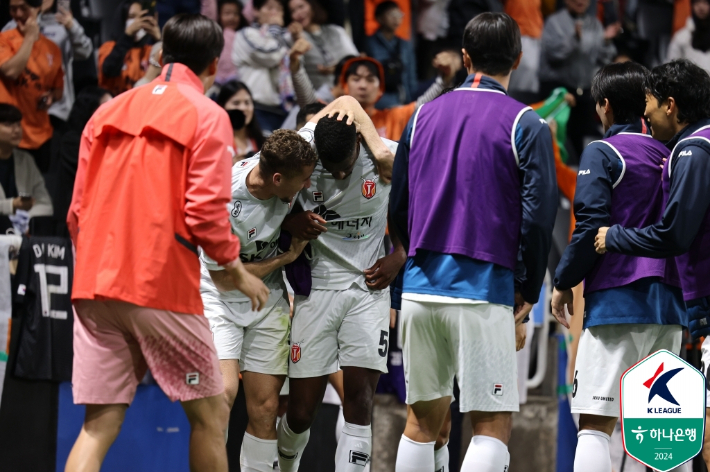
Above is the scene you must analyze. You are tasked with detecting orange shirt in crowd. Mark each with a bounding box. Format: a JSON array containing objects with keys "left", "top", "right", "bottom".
[
  {"left": 68, "top": 63, "right": 240, "bottom": 315},
  {"left": 365, "top": 0, "right": 411, "bottom": 40},
  {"left": 97, "top": 41, "right": 152, "bottom": 96},
  {"left": 674, "top": 0, "right": 691, "bottom": 35},
  {"left": 370, "top": 102, "right": 416, "bottom": 141},
  {"left": 505, "top": 0, "right": 543, "bottom": 38},
  {"left": 0, "top": 29, "right": 63, "bottom": 149}
]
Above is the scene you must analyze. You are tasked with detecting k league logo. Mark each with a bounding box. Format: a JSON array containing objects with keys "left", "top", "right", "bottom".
[{"left": 620, "top": 350, "right": 706, "bottom": 471}]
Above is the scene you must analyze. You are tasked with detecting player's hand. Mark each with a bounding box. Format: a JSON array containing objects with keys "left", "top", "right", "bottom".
[
  {"left": 364, "top": 247, "right": 406, "bottom": 290},
  {"left": 433, "top": 50, "right": 462, "bottom": 84},
  {"left": 20, "top": 11, "right": 40, "bottom": 43},
  {"left": 551, "top": 287, "right": 573, "bottom": 329},
  {"left": 595, "top": 227, "right": 609, "bottom": 254},
  {"left": 225, "top": 258, "right": 269, "bottom": 311},
  {"left": 285, "top": 237, "right": 309, "bottom": 263},
  {"left": 513, "top": 291, "right": 533, "bottom": 326},
  {"left": 289, "top": 38, "right": 312, "bottom": 73},
  {"left": 125, "top": 10, "right": 149, "bottom": 36},
  {"left": 515, "top": 322, "right": 527, "bottom": 351},
  {"left": 55, "top": 5, "right": 74, "bottom": 30},
  {"left": 282, "top": 211, "right": 327, "bottom": 240},
  {"left": 12, "top": 197, "right": 34, "bottom": 212}
]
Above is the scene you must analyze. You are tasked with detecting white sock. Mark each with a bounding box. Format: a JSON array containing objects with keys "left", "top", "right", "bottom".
[
  {"left": 394, "top": 435, "right": 435, "bottom": 472},
  {"left": 240, "top": 432, "right": 277, "bottom": 472},
  {"left": 573, "top": 430, "right": 611, "bottom": 472},
  {"left": 277, "top": 415, "right": 310, "bottom": 472},
  {"left": 335, "top": 405, "right": 345, "bottom": 443},
  {"left": 434, "top": 442, "right": 449, "bottom": 472},
  {"left": 335, "top": 422, "right": 372, "bottom": 471},
  {"left": 460, "top": 435, "right": 510, "bottom": 472}
]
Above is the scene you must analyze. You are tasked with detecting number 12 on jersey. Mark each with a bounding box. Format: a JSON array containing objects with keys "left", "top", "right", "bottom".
[{"left": 33, "top": 263, "right": 69, "bottom": 320}]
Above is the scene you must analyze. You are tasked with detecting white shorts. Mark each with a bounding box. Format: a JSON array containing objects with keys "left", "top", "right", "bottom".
[
  {"left": 571, "top": 323, "right": 682, "bottom": 417},
  {"left": 289, "top": 286, "right": 390, "bottom": 378},
  {"left": 700, "top": 337, "right": 710, "bottom": 405},
  {"left": 203, "top": 287, "right": 290, "bottom": 376},
  {"left": 401, "top": 299, "right": 519, "bottom": 413}
]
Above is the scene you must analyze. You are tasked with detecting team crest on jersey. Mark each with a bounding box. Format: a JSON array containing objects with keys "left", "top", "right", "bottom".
[
  {"left": 248, "top": 227, "right": 257, "bottom": 240},
  {"left": 361, "top": 179, "right": 376, "bottom": 199},
  {"left": 291, "top": 343, "right": 302, "bottom": 363},
  {"left": 231, "top": 200, "right": 242, "bottom": 218},
  {"left": 312, "top": 190, "right": 324, "bottom": 202}
]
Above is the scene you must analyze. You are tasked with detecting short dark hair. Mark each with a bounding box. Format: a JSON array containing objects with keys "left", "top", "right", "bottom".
[
  {"left": 591, "top": 62, "right": 649, "bottom": 124},
  {"left": 295, "top": 0, "right": 328, "bottom": 25},
  {"left": 375, "top": 1, "right": 399, "bottom": 18},
  {"left": 314, "top": 115, "right": 357, "bottom": 164},
  {"left": 0, "top": 103, "right": 22, "bottom": 124},
  {"left": 296, "top": 102, "right": 326, "bottom": 129},
  {"left": 162, "top": 14, "right": 224, "bottom": 76},
  {"left": 25, "top": 0, "right": 42, "bottom": 8},
  {"left": 254, "top": 0, "right": 284, "bottom": 12},
  {"left": 343, "top": 59, "right": 381, "bottom": 84},
  {"left": 462, "top": 12, "right": 521, "bottom": 77},
  {"left": 260, "top": 129, "right": 318, "bottom": 177},
  {"left": 645, "top": 59, "right": 710, "bottom": 124},
  {"left": 217, "top": 0, "right": 247, "bottom": 30}
]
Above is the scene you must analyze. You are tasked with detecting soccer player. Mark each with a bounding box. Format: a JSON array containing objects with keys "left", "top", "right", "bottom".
[
  {"left": 594, "top": 58, "right": 710, "bottom": 470},
  {"left": 65, "top": 14, "right": 268, "bottom": 472},
  {"left": 200, "top": 129, "right": 317, "bottom": 471},
  {"left": 389, "top": 13, "right": 557, "bottom": 472},
  {"left": 275, "top": 95, "right": 401, "bottom": 472},
  {"left": 551, "top": 62, "right": 687, "bottom": 472}
]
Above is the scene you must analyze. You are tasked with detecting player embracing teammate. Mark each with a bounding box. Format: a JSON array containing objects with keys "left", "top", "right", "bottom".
[{"left": 551, "top": 61, "right": 688, "bottom": 472}]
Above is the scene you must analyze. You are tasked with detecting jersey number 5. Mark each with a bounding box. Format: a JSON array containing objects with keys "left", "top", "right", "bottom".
[
  {"left": 378, "top": 330, "right": 389, "bottom": 357},
  {"left": 34, "top": 264, "right": 69, "bottom": 320}
]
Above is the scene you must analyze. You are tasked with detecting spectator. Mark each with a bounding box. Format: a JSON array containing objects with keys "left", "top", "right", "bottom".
[
  {"left": 52, "top": 87, "right": 111, "bottom": 235},
  {"left": 216, "top": 0, "right": 246, "bottom": 84},
  {"left": 668, "top": 0, "right": 710, "bottom": 74},
  {"left": 215, "top": 80, "right": 266, "bottom": 161},
  {"left": 0, "top": 0, "right": 63, "bottom": 174},
  {"left": 0, "top": 104, "right": 53, "bottom": 224},
  {"left": 416, "top": 0, "right": 451, "bottom": 81},
  {"left": 365, "top": 1, "right": 417, "bottom": 109},
  {"left": 539, "top": 0, "right": 616, "bottom": 162},
  {"left": 98, "top": 2, "right": 160, "bottom": 96},
  {"left": 288, "top": 0, "right": 357, "bottom": 91},
  {"left": 3, "top": 0, "right": 92, "bottom": 137},
  {"left": 505, "top": 0, "right": 543, "bottom": 103},
  {"left": 232, "top": 0, "right": 293, "bottom": 132},
  {"left": 292, "top": 53, "right": 460, "bottom": 140}
]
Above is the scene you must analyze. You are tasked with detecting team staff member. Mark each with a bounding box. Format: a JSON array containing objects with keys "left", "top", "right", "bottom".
[
  {"left": 595, "top": 58, "right": 710, "bottom": 471},
  {"left": 65, "top": 14, "right": 268, "bottom": 472},
  {"left": 0, "top": 0, "right": 63, "bottom": 173},
  {"left": 390, "top": 13, "right": 556, "bottom": 472},
  {"left": 552, "top": 62, "right": 686, "bottom": 472}
]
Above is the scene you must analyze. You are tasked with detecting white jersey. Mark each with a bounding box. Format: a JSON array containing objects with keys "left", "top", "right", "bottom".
[
  {"left": 297, "top": 122, "right": 396, "bottom": 290},
  {"left": 200, "top": 156, "right": 291, "bottom": 302}
]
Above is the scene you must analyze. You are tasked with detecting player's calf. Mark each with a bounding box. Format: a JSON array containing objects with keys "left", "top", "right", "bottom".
[
  {"left": 460, "top": 412, "right": 513, "bottom": 472},
  {"left": 572, "top": 414, "right": 617, "bottom": 472}
]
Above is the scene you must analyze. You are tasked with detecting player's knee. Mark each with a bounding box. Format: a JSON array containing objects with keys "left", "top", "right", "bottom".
[
  {"left": 286, "top": 403, "right": 317, "bottom": 433},
  {"left": 189, "top": 397, "right": 230, "bottom": 434},
  {"left": 248, "top": 395, "right": 280, "bottom": 427},
  {"left": 578, "top": 414, "right": 617, "bottom": 437},
  {"left": 223, "top": 384, "right": 239, "bottom": 409},
  {"left": 435, "top": 424, "right": 451, "bottom": 449},
  {"left": 84, "top": 415, "right": 123, "bottom": 442}
]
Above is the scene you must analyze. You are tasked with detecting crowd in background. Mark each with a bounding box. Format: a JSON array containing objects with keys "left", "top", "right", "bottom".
[{"left": 1, "top": 0, "right": 709, "bottom": 238}]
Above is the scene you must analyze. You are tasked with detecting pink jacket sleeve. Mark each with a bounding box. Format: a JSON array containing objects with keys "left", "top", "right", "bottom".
[{"left": 184, "top": 105, "right": 240, "bottom": 266}]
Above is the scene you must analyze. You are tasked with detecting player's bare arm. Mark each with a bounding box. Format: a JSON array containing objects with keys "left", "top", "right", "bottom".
[
  {"left": 308, "top": 95, "right": 395, "bottom": 183},
  {"left": 210, "top": 238, "right": 309, "bottom": 290}
]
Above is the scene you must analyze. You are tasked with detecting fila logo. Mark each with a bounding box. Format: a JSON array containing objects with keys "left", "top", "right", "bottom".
[
  {"left": 578, "top": 169, "right": 591, "bottom": 175},
  {"left": 679, "top": 150, "right": 693, "bottom": 157},
  {"left": 349, "top": 451, "right": 370, "bottom": 466},
  {"left": 313, "top": 191, "right": 324, "bottom": 202},
  {"left": 248, "top": 227, "right": 257, "bottom": 240},
  {"left": 493, "top": 384, "right": 503, "bottom": 396},
  {"left": 239, "top": 160, "right": 250, "bottom": 167},
  {"left": 186, "top": 373, "right": 200, "bottom": 385},
  {"left": 152, "top": 85, "right": 167, "bottom": 95}
]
